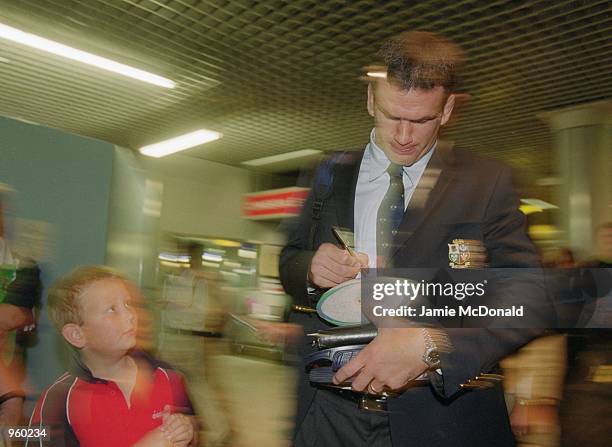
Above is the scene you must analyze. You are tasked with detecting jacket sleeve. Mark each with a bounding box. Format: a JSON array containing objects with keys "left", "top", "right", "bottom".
[
  {"left": 431, "top": 165, "right": 552, "bottom": 398},
  {"left": 278, "top": 184, "right": 318, "bottom": 307}
]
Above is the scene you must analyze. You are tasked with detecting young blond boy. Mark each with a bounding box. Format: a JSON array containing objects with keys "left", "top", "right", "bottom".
[{"left": 28, "top": 266, "right": 197, "bottom": 447}]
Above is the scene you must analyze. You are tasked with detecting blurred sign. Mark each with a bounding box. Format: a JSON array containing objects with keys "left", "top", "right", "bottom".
[{"left": 242, "top": 187, "right": 309, "bottom": 220}]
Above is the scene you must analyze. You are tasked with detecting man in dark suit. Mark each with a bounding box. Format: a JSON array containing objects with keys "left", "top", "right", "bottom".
[{"left": 280, "top": 31, "right": 548, "bottom": 447}]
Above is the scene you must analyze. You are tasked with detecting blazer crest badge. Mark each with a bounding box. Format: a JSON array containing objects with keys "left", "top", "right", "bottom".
[{"left": 448, "top": 239, "right": 487, "bottom": 269}]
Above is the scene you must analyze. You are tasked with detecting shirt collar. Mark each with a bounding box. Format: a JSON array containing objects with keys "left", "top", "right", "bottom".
[
  {"left": 366, "top": 129, "right": 437, "bottom": 185},
  {"left": 69, "top": 348, "right": 159, "bottom": 383}
]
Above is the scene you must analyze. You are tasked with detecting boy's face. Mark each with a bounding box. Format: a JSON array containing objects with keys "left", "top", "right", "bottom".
[{"left": 69, "top": 278, "right": 138, "bottom": 355}]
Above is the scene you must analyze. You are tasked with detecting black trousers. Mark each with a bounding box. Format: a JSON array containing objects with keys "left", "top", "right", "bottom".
[{"left": 294, "top": 389, "right": 392, "bottom": 447}]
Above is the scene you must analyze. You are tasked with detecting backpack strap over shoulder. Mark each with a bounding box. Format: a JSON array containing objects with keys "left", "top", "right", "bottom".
[{"left": 309, "top": 151, "right": 353, "bottom": 249}]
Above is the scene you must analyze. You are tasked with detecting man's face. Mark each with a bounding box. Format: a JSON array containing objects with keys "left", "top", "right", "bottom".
[{"left": 367, "top": 80, "right": 455, "bottom": 166}]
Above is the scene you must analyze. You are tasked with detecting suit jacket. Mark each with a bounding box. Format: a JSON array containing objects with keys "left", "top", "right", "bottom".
[{"left": 279, "top": 143, "right": 550, "bottom": 446}]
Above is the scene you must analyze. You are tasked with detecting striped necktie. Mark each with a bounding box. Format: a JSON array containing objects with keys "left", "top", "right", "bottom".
[{"left": 376, "top": 163, "right": 405, "bottom": 266}]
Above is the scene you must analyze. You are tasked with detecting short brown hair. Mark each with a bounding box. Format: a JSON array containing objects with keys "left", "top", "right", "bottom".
[
  {"left": 47, "top": 265, "right": 128, "bottom": 331},
  {"left": 378, "top": 31, "right": 464, "bottom": 92}
]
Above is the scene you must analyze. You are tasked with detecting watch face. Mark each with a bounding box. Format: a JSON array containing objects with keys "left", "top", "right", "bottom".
[{"left": 424, "top": 347, "right": 440, "bottom": 367}]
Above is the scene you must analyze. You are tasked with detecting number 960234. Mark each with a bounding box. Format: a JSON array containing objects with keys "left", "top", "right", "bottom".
[{"left": 3, "top": 426, "right": 49, "bottom": 441}]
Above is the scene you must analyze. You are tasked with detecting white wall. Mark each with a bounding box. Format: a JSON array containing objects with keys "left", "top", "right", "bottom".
[
  {"left": 105, "top": 147, "right": 161, "bottom": 289},
  {"left": 141, "top": 153, "right": 283, "bottom": 244},
  {"left": 0, "top": 116, "right": 114, "bottom": 394},
  {"left": 104, "top": 148, "right": 288, "bottom": 291}
]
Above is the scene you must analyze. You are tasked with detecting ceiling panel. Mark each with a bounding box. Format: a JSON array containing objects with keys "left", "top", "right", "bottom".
[{"left": 0, "top": 0, "right": 610, "bottom": 194}]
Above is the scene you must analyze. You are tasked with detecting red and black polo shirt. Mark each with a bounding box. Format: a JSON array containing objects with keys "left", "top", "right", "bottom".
[{"left": 27, "top": 350, "right": 194, "bottom": 447}]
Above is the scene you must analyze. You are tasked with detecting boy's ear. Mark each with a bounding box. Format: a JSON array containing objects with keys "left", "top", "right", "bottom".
[{"left": 62, "top": 323, "right": 86, "bottom": 349}]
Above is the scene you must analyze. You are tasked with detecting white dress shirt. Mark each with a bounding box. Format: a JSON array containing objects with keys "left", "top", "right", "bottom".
[{"left": 354, "top": 130, "right": 436, "bottom": 268}]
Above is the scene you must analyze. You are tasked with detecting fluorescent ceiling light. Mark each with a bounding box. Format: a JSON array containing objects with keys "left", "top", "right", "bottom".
[
  {"left": 242, "top": 149, "right": 322, "bottom": 167},
  {"left": 223, "top": 261, "right": 242, "bottom": 268},
  {"left": 520, "top": 198, "right": 558, "bottom": 210},
  {"left": 202, "top": 252, "right": 223, "bottom": 263},
  {"left": 519, "top": 204, "right": 543, "bottom": 215},
  {"left": 211, "top": 239, "right": 241, "bottom": 248},
  {"left": 238, "top": 249, "right": 257, "bottom": 259},
  {"left": 366, "top": 70, "right": 387, "bottom": 79},
  {"left": 158, "top": 253, "right": 190, "bottom": 263},
  {"left": 139, "top": 129, "right": 222, "bottom": 158},
  {"left": 535, "top": 177, "right": 562, "bottom": 187},
  {"left": 0, "top": 22, "right": 175, "bottom": 88},
  {"left": 160, "top": 260, "right": 187, "bottom": 268},
  {"left": 202, "top": 262, "right": 221, "bottom": 268},
  {"left": 232, "top": 268, "right": 256, "bottom": 275}
]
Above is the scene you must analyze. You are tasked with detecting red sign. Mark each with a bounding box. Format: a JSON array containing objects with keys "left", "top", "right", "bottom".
[{"left": 242, "top": 187, "right": 310, "bottom": 220}]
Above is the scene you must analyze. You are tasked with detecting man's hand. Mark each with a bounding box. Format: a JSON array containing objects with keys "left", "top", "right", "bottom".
[
  {"left": 161, "top": 406, "right": 196, "bottom": 447},
  {"left": 308, "top": 243, "right": 368, "bottom": 289},
  {"left": 333, "top": 327, "right": 429, "bottom": 393}
]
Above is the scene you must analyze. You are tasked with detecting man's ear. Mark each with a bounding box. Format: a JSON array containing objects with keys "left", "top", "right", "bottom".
[
  {"left": 367, "top": 83, "right": 375, "bottom": 117},
  {"left": 440, "top": 93, "right": 456, "bottom": 126},
  {"left": 62, "top": 323, "right": 86, "bottom": 349}
]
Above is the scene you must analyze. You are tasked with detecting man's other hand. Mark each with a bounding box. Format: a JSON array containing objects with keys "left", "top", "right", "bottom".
[
  {"left": 308, "top": 243, "right": 368, "bottom": 289},
  {"left": 332, "top": 327, "right": 429, "bottom": 393}
]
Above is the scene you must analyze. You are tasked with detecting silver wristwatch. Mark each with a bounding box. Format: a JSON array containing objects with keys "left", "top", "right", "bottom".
[{"left": 421, "top": 328, "right": 442, "bottom": 369}]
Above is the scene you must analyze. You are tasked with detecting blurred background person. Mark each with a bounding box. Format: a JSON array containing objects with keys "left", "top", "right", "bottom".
[
  {"left": 543, "top": 248, "right": 585, "bottom": 329},
  {"left": 578, "top": 223, "right": 612, "bottom": 328},
  {"left": 0, "top": 183, "right": 41, "bottom": 430},
  {"left": 158, "top": 241, "right": 234, "bottom": 446},
  {"left": 590, "top": 223, "right": 612, "bottom": 268},
  {"left": 502, "top": 334, "right": 566, "bottom": 447},
  {"left": 558, "top": 222, "right": 612, "bottom": 447}
]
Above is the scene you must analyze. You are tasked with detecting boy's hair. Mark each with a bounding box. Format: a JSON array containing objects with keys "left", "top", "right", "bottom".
[
  {"left": 47, "top": 265, "right": 128, "bottom": 331},
  {"left": 378, "top": 31, "right": 464, "bottom": 92}
]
